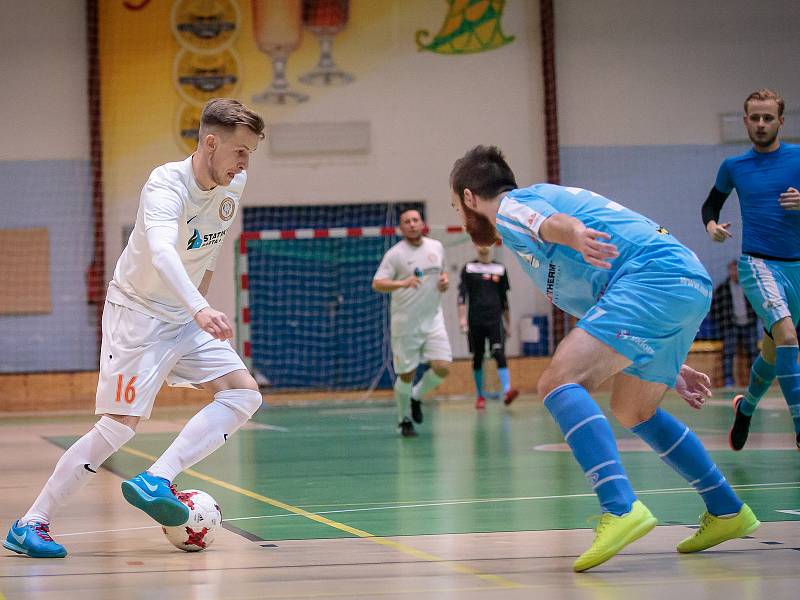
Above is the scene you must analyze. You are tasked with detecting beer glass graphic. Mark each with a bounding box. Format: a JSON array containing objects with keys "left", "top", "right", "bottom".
[
  {"left": 251, "top": 0, "right": 309, "bottom": 104},
  {"left": 298, "top": 0, "right": 353, "bottom": 86}
]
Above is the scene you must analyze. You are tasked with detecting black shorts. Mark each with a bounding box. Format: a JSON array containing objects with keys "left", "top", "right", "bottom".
[{"left": 467, "top": 320, "right": 504, "bottom": 355}]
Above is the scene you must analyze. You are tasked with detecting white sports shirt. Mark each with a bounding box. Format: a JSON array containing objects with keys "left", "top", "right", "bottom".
[
  {"left": 373, "top": 237, "right": 446, "bottom": 333},
  {"left": 107, "top": 155, "right": 245, "bottom": 323}
]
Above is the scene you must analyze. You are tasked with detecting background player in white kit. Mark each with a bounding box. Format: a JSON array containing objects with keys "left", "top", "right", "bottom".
[
  {"left": 4, "top": 98, "right": 265, "bottom": 558},
  {"left": 372, "top": 210, "right": 452, "bottom": 437}
]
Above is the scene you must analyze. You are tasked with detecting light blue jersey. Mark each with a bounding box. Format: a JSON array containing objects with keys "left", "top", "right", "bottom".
[
  {"left": 496, "top": 184, "right": 712, "bottom": 386},
  {"left": 715, "top": 142, "right": 800, "bottom": 260},
  {"left": 497, "top": 184, "right": 710, "bottom": 318}
]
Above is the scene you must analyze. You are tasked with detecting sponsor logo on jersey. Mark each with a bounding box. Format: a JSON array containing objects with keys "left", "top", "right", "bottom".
[
  {"left": 219, "top": 197, "right": 235, "bottom": 221},
  {"left": 187, "top": 228, "right": 228, "bottom": 250},
  {"left": 545, "top": 263, "right": 557, "bottom": 301}
]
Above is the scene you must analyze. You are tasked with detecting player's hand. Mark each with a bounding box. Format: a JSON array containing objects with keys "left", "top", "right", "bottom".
[
  {"left": 574, "top": 227, "right": 618, "bottom": 269},
  {"left": 706, "top": 221, "right": 732, "bottom": 242},
  {"left": 403, "top": 276, "right": 422, "bottom": 289},
  {"left": 194, "top": 307, "right": 234, "bottom": 340},
  {"left": 675, "top": 364, "right": 712, "bottom": 409},
  {"left": 437, "top": 273, "right": 449, "bottom": 292},
  {"left": 779, "top": 187, "right": 800, "bottom": 210},
  {"left": 459, "top": 319, "right": 468, "bottom": 334}
]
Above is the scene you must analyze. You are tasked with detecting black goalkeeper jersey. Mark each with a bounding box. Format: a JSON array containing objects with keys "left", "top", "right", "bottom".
[{"left": 458, "top": 260, "right": 510, "bottom": 324}]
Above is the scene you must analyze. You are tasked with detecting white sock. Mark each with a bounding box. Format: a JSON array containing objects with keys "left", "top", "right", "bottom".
[
  {"left": 148, "top": 389, "right": 262, "bottom": 482},
  {"left": 412, "top": 369, "right": 444, "bottom": 400},
  {"left": 394, "top": 378, "right": 412, "bottom": 422},
  {"left": 21, "top": 417, "right": 135, "bottom": 525}
]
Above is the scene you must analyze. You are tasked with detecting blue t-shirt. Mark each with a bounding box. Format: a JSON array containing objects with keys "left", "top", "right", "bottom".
[
  {"left": 496, "top": 184, "right": 709, "bottom": 318},
  {"left": 714, "top": 142, "right": 800, "bottom": 259}
]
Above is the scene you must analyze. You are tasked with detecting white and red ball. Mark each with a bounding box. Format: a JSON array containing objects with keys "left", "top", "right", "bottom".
[{"left": 162, "top": 489, "right": 222, "bottom": 552}]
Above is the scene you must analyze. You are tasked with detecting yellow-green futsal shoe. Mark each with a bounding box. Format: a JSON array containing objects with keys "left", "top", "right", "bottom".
[
  {"left": 677, "top": 503, "right": 760, "bottom": 553},
  {"left": 573, "top": 500, "right": 657, "bottom": 572}
]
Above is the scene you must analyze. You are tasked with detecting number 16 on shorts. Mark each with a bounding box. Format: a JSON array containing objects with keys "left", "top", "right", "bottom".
[{"left": 115, "top": 375, "right": 138, "bottom": 404}]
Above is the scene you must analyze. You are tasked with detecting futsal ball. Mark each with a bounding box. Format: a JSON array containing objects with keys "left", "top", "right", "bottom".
[{"left": 162, "top": 489, "right": 222, "bottom": 552}]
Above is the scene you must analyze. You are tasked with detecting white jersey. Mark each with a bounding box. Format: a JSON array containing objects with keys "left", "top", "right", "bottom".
[
  {"left": 107, "top": 155, "right": 245, "bottom": 323},
  {"left": 373, "top": 237, "right": 446, "bottom": 332}
]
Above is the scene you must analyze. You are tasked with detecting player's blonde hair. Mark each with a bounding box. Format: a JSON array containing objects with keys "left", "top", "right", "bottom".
[
  {"left": 200, "top": 98, "right": 265, "bottom": 140},
  {"left": 744, "top": 89, "right": 784, "bottom": 117}
]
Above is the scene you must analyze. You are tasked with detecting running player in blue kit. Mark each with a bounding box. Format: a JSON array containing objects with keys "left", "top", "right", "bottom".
[
  {"left": 450, "top": 145, "right": 759, "bottom": 572},
  {"left": 702, "top": 88, "right": 800, "bottom": 451}
]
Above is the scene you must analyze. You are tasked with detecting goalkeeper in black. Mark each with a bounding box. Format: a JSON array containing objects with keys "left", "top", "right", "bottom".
[{"left": 457, "top": 245, "right": 519, "bottom": 409}]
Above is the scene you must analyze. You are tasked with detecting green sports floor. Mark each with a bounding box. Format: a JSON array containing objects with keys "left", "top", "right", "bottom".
[{"left": 48, "top": 390, "right": 800, "bottom": 543}]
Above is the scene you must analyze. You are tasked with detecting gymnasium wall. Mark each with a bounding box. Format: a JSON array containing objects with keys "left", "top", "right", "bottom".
[
  {"left": 2, "top": 0, "right": 799, "bottom": 373},
  {"left": 556, "top": 0, "right": 800, "bottom": 283},
  {"left": 0, "top": 1, "right": 95, "bottom": 372}
]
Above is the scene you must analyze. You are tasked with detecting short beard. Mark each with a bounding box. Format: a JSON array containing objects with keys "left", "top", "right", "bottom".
[
  {"left": 749, "top": 130, "right": 778, "bottom": 148},
  {"left": 462, "top": 203, "right": 499, "bottom": 246}
]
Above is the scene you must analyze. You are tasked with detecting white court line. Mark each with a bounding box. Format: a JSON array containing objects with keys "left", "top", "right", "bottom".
[{"left": 57, "top": 480, "right": 800, "bottom": 537}]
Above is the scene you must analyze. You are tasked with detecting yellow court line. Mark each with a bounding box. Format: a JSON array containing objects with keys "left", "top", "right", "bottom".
[{"left": 118, "top": 446, "right": 523, "bottom": 590}]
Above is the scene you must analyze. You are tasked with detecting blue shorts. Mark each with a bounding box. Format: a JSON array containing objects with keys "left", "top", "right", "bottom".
[
  {"left": 738, "top": 255, "right": 800, "bottom": 331},
  {"left": 577, "top": 263, "right": 712, "bottom": 387}
]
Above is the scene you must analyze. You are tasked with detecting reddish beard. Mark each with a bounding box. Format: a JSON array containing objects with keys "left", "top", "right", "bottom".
[{"left": 462, "top": 203, "right": 499, "bottom": 246}]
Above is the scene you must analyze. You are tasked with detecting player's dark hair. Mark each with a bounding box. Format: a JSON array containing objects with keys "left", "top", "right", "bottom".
[
  {"left": 744, "top": 88, "right": 784, "bottom": 117},
  {"left": 200, "top": 98, "right": 266, "bottom": 139},
  {"left": 450, "top": 145, "right": 518, "bottom": 201}
]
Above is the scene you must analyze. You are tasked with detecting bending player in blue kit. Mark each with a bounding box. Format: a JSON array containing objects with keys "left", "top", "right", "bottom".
[
  {"left": 450, "top": 145, "right": 759, "bottom": 572},
  {"left": 702, "top": 88, "right": 800, "bottom": 451}
]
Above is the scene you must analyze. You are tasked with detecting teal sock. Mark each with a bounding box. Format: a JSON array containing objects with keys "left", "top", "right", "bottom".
[
  {"left": 497, "top": 368, "right": 511, "bottom": 393},
  {"left": 775, "top": 345, "right": 800, "bottom": 433},
  {"left": 740, "top": 355, "right": 775, "bottom": 416},
  {"left": 412, "top": 369, "right": 444, "bottom": 400},
  {"left": 473, "top": 369, "right": 484, "bottom": 398}
]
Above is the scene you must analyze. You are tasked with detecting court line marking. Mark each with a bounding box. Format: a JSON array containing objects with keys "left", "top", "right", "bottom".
[
  {"left": 57, "top": 480, "right": 800, "bottom": 535},
  {"left": 117, "top": 445, "right": 524, "bottom": 590}
]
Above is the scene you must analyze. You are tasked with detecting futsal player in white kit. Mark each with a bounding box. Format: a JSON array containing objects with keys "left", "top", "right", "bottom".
[
  {"left": 3, "top": 98, "right": 265, "bottom": 558},
  {"left": 372, "top": 210, "right": 453, "bottom": 437}
]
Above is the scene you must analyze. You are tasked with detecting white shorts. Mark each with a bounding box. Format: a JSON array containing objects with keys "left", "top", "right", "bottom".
[
  {"left": 391, "top": 320, "right": 452, "bottom": 375},
  {"left": 95, "top": 301, "right": 247, "bottom": 419}
]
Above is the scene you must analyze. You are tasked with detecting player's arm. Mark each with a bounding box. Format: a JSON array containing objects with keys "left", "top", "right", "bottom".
[
  {"left": 457, "top": 266, "right": 468, "bottom": 332},
  {"left": 701, "top": 187, "right": 733, "bottom": 242},
  {"left": 703, "top": 161, "right": 734, "bottom": 242},
  {"left": 674, "top": 364, "right": 712, "bottom": 409},
  {"left": 500, "top": 270, "right": 510, "bottom": 335},
  {"left": 198, "top": 270, "right": 213, "bottom": 296},
  {"left": 539, "top": 214, "right": 619, "bottom": 269},
  {"left": 142, "top": 179, "right": 231, "bottom": 340},
  {"left": 146, "top": 227, "right": 232, "bottom": 340},
  {"left": 779, "top": 186, "right": 800, "bottom": 210},
  {"left": 372, "top": 251, "right": 420, "bottom": 292}
]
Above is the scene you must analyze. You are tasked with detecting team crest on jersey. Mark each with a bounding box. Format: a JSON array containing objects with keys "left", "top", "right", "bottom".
[{"left": 219, "top": 197, "right": 235, "bottom": 221}]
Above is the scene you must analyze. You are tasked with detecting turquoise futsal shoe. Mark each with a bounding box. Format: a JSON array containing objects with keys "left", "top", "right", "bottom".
[
  {"left": 3, "top": 520, "right": 67, "bottom": 558},
  {"left": 121, "top": 471, "right": 189, "bottom": 527}
]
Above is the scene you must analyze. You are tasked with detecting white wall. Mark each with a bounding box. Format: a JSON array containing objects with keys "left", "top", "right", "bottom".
[
  {"left": 556, "top": 0, "right": 800, "bottom": 146},
  {"left": 0, "top": 0, "right": 89, "bottom": 160}
]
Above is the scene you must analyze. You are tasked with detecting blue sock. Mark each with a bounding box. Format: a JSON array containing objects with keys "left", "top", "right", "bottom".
[
  {"left": 497, "top": 368, "right": 511, "bottom": 393},
  {"left": 544, "top": 384, "right": 635, "bottom": 516},
  {"left": 741, "top": 355, "right": 775, "bottom": 416},
  {"left": 775, "top": 345, "right": 800, "bottom": 433},
  {"left": 631, "top": 408, "right": 742, "bottom": 516},
  {"left": 473, "top": 369, "right": 484, "bottom": 398}
]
